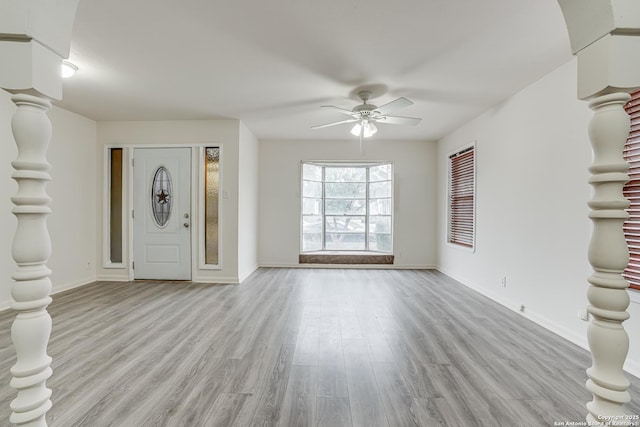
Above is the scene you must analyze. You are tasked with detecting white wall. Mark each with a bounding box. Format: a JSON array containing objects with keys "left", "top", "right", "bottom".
[
  {"left": 238, "top": 122, "right": 259, "bottom": 281},
  {"left": 96, "top": 120, "right": 242, "bottom": 283},
  {"left": 0, "top": 89, "right": 98, "bottom": 310},
  {"left": 48, "top": 106, "right": 98, "bottom": 291},
  {"left": 436, "top": 58, "right": 640, "bottom": 377},
  {"left": 258, "top": 139, "right": 437, "bottom": 268}
]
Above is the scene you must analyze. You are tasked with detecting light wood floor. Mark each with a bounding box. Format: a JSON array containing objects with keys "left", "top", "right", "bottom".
[{"left": 0, "top": 268, "right": 638, "bottom": 426}]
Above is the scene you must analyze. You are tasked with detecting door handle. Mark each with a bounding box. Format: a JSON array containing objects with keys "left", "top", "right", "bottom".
[{"left": 183, "top": 222, "right": 190, "bottom": 228}]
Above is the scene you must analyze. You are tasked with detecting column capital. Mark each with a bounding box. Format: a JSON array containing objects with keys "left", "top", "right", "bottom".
[
  {"left": 558, "top": 0, "right": 640, "bottom": 99},
  {"left": 0, "top": 0, "right": 80, "bottom": 99}
]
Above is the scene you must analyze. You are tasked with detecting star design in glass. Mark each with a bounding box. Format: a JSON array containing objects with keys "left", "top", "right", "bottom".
[{"left": 156, "top": 189, "right": 170, "bottom": 205}]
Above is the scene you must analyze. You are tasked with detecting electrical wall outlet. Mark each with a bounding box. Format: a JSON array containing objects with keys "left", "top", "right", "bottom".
[{"left": 501, "top": 276, "right": 507, "bottom": 288}]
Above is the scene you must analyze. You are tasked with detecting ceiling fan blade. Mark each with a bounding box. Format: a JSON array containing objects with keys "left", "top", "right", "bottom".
[
  {"left": 374, "top": 97, "right": 413, "bottom": 115},
  {"left": 320, "top": 105, "right": 357, "bottom": 117},
  {"left": 311, "top": 118, "right": 359, "bottom": 129},
  {"left": 375, "top": 115, "right": 422, "bottom": 126}
]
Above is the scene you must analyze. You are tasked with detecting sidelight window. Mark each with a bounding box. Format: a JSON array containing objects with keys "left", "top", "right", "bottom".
[
  {"left": 203, "top": 147, "right": 220, "bottom": 266},
  {"left": 105, "top": 147, "right": 125, "bottom": 267}
]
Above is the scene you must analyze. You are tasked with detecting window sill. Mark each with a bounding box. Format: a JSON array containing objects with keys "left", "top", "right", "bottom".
[
  {"left": 446, "top": 242, "right": 476, "bottom": 254},
  {"left": 299, "top": 252, "right": 394, "bottom": 265}
]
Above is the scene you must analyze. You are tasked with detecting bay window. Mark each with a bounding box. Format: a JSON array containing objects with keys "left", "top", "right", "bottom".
[{"left": 301, "top": 162, "right": 393, "bottom": 253}]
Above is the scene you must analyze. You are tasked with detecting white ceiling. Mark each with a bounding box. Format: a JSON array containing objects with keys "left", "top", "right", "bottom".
[{"left": 56, "top": 0, "right": 573, "bottom": 141}]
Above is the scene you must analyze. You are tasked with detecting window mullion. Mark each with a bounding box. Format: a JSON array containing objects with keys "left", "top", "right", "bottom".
[
  {"left": 365, "top": 166, "right": 370, "bottom": 251},
  {"left": 322, "top": 166, "right": 326, "bottom": 251}
]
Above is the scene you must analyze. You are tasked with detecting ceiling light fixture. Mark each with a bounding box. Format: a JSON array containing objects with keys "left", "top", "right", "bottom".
[
  {"left": 350, "top": 122, "right": 362, "bottom": 137},
  {"left": 350, "top": 120, "right": 377, "bottom": 138},
  {"left": 363, "top": 121, "right": 377, "bottom": 138},
  {"left": 312, "top": 90, "right": 421, "bottom": 138},
  {"left": 61, "top": 60, "right": 78, "bottom": 78}
]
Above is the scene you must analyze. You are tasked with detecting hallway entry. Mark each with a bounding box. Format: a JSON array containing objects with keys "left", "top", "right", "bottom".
[{"left": 133, "top": 148, "right": 192, "bottom": 280}]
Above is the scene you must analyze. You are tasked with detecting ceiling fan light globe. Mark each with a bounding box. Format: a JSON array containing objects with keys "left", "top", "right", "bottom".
[
  {"left": 351, "top": 123, "right": 362, "bottom": 137},
  {"left": 363, "top": 121, "right": 377, "bottom": 138}
]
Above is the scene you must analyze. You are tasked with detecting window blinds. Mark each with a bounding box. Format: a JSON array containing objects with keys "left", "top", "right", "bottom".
[
  {"left": 449, "top": 146, "right": 475, "bottom": 248},
  {"left": 623, "top": 91, "right": 640, "bottom": 290}
]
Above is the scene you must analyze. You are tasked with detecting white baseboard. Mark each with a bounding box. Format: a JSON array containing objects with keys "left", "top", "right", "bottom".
[
  {"left": 192, "top": 275, "right": 239, "bottom": 284},
  {"left": 96, "top": 274, "right": 130, "bottom": 282},
  {"left": 238, "top": 265, "right": 259, "bottom": 283},
  {"left": 258, "top": 262, "right": 296, "bottom": 268},
  {"left": 0, "top": 276, "right": 97, "bottom": 313},
  {"left": 519, "top": 302, "right": 588, "bottom": 353},
  {"left": 436, "top": 266, "right": 640, "bottom": 379},
  {"left": 397, "top": 264, "right": 438, "bottom": 269},
  {"left": 257, "top": 262, "right": 436, "bottom": 270},
  {"left": 52, "top": 276, "right": 97, "bottom": 293}
]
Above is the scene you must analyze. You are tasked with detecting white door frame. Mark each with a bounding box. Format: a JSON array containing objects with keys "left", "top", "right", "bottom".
[
  {"left": 102, "top": 143, "right": 223, "bottom": 281},
  {"left": 132, "top": 147, "right": 192, "bottom": 280},
  {"left": 126, "top": 144, "right": 199, "bottom": 281}
]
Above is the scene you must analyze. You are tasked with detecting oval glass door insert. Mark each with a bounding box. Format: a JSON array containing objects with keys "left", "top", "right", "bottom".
[{"left": 151, "top": 166, "right": 173, "bottom": 227}]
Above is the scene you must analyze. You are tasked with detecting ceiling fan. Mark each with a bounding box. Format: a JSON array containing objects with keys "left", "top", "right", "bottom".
[{"left": 311, "top": 90, "right": 421, "bottom": 138}]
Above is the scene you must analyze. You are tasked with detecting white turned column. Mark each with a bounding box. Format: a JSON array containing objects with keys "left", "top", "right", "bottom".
[
  {"left": 586, "top": 92, "right": 632, "bottom": 426},
  {"left": 1, "top": 2, "right": 81, "bottom": 426},
  {"left": 8, "top": 93, "right": 54, "bottom": 427},
  {"left": 557, "top": 0, "right": 640, "bottom": 422}
]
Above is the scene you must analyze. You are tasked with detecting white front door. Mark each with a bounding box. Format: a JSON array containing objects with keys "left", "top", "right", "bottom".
[{"left": 133, "top": 148, "right": 191, "bottom": 280}]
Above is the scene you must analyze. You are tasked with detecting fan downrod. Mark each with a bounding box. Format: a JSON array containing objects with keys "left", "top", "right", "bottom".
[
  {"left": 353, "top": 91, "right": 376, "bottom": 115},
  {"left": 357, "top": 90, "right": 373, "bottom": 103}
]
